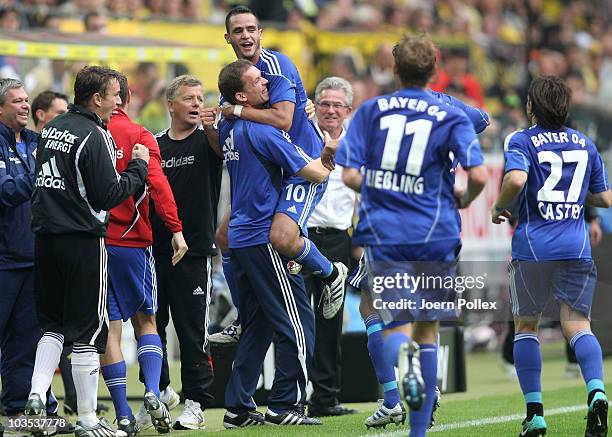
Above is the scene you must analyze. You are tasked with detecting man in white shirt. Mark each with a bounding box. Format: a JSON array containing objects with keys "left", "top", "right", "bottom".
[{"left": 305, "top": 77, "right": 358, "bottom": 418}]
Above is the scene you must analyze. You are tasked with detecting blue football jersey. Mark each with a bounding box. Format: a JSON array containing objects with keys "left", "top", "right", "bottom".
[
  {"left": 336, "top": 88, "right": 484, "bottom": 246},
  {"left": 219, "top": 118, "right": 312, "bottom": 248},
  {"left": 255, "top": 48, "right": 323, "bottom": 159},
  {"left": 428, "top": 90, "right": 490, "bottom": 134},
  {"left": 504, "top": 125, "right": 609, "bottom": 260}
]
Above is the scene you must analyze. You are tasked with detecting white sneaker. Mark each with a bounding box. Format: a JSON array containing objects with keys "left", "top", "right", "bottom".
[
  {"left": 173, "top": 399, "right": 205, "bottom": 430},
  {"left": 321, "top": 262, "right": 348, "bottom": 319},
  {"left": 564, "top": 362, "right": 581, "bottom": 379},
  {"left": 501, "top": 359, "right": 518, "bottom": 380},
  {"left": 160, "top": 387, "right": 181, "bottom": 411},
  {"left": 136, "top": 386, "right": 181, "bottom": 430},
  {"left": 209, "top": 320, "right": 242, "bottom": 345},
  {"left": 364, "top": 400, "right": 406, "bottom": 428}
]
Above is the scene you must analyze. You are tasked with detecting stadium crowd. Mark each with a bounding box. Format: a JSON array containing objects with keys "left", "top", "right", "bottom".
[
  {"left": 0, "top": 0, "right": 611, "bottom": 153},
  {"left": 0, "top": 2, "right": 611, "bottom": 437}
]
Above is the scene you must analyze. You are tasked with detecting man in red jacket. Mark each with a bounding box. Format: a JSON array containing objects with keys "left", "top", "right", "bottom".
[{"left": 100, "top": 72, "right": 187, "bottom": 436}]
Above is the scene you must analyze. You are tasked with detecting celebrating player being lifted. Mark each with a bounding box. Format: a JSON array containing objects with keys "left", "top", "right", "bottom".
[
  {"left": 210, "top": 6, "right": 347, "bottom": 347},
  {"left": 492, "top": 75, "right": 612, "bottom": 437}
]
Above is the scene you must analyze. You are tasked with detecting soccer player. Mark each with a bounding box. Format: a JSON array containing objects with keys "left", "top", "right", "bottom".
[
  {"left": 31, "top": 89, "right": 105, "bottom": 421},
  {"left": 146, "top": 75, "right": 222, "bottom": 430},
  {"left": 210, "top": 6, "right": 347, "bottom": 346},
  {"left": 492, "top": 75, "right": 611, "bottom": 437},
  {"left": 218, "top": 59, "right": 334, "bottom": 428},
  {"left": 27, "top": 66, "right": 149, "bottom": 437},
  {"left": 101, "top": 73, "right": 187, "bottom": 435},
  {"left": 337, "top": 35, "right": 487, "bottom": 437},
  {"left": 352, "top": 88, "right": 490, "bottom": 429}
]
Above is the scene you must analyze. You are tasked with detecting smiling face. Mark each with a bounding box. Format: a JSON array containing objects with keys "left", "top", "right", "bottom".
[
  {"left": 225, "top": 13, "right": 262, "bottom": 63},
  {"left": 168, "top": 84, "right": 204, "bottom": 128},
  {"left": 236, "top": 66, "right": 269, "bottom": 108},
  {"left": 94, "top": 78, "right": 121, "bottom": 123},
  {"left": 0, "top": 87, "right": 30, "bottom": 133},
  {"left": 315, "top": 88, "right": 352, "bottom": 134}
]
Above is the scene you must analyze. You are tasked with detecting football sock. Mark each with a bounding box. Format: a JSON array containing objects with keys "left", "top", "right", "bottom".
[
  {"left": 295, "top": 238, "right": 334, "bottom": 278},
  {"left": 222, "top": 251, "right": 239, "bottom": 310},
  {"left": 570, "top": 330, "right": 606, "bottom": 405},
  {"left": 409, "top": 344, "right": 437, "bottom": 437},
  {"left": 101, "top": 360, "right": 132, "bottom": 418},
  {"left": 30, "top": 332, "right": 64, "bottom": 404},
  {"left": 364, "top": 314, "right": 400, "bottom": 408},
  {"left": 72, "top": 344, "right": 100, "bottom": 427},
  {"left": 514, "top": 333, "right": 542, "bottom": 419},
  {"left": 137, "top": 334, "right": 163, "bottom": 398},
  {"left": 383, "top": 331, "right": 411, "bottom": 367}
]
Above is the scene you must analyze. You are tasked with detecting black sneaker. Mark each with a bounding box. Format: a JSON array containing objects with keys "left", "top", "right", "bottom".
[
  {"left": 264, "top": 409, "right": 322, "bottom": 425},
  {"left": 116, "top": 416, "right": 140, "bottom": 436},
  {"left": 585, "top": 392, "right": 608, "bottom": 437},
  {"left": 223, "top": 410, "right": 265, "bottom": 428},
  {"left": 25, "top": 393, "right": 49, "bottom": 437}
]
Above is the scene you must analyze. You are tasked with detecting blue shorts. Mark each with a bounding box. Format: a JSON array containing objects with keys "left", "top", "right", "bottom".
[
  {"left": 107, "top": 245, "right": 157, "bottom": 322},
  {"left": 365, "top": 240, "right": 461, "bottom": 323},
  {"left": 509, "top": 259, "right": 597, "bottom": 319},
  {"left": 277, "top": 175, "right": 327, "bottom": 236}
]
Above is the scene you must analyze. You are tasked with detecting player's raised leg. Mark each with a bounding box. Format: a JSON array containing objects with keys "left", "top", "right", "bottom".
[{"left": 270, "top": 200, "right": 347, "bottom": 320}]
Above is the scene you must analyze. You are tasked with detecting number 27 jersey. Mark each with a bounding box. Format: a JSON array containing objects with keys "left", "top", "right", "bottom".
[
  {"left": 504, "top": 125, "right": 609, "bottom": 261},
  {"left": 336, "top": 88, "right": 484, "bottom": 246}
]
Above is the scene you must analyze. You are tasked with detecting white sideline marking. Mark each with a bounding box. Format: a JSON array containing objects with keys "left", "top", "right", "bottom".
[{"left": 361, "top": 404, "right": 584, "bottom": 436}]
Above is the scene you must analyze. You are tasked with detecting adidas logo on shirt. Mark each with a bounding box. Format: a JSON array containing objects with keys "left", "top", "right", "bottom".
[
  {"left": 287, "top": 205, "right": 298, "bottom": 214},
  {"left": 35, "top": 156, "right": 65, "bottom": 190},
  {"left": 192, "top": 286, "right": 205, "bottom": 295}
]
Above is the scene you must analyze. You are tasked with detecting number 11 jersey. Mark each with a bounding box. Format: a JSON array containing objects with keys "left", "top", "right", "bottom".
[
  {"left": 336, "top": 87, "right": 484, "bottom": 246},
  {"left": 504, "top": 125, "right": 609, "bottom": 260}
]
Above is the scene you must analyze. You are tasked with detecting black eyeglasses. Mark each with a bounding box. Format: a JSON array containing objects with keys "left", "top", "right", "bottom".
[{"left": 316, "top": 101, "right": 350, "bottom": 110}]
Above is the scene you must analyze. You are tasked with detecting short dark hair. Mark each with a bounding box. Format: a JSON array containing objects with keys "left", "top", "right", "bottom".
[
  {"left": 218, "top": 60, "right": 253, "bottom": 105},
  {"left": 392, "top": 34, "right": 437, "bottom": 88},
  {"left": 116, "top": 72, "right": 129, "bottom": 107},
  {"left": 74, "top": 65, "right": 121, "bottom": 107},
  {"left": 225, "top": 5, "right": 259, "bottom": 32},
  {"left": 31, "top": 90, "right": 68, "bottom": 125},
  {"left": 527, "top": 75, "right": 571, "bottom": 130}
]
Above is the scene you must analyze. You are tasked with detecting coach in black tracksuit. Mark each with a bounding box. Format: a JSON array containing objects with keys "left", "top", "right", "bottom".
[
  {"left": 148, "top": 75, "right": 221, "bottom": 429},
  {"left": 28, "top": 66, "right": 148, "bottom": 432}
]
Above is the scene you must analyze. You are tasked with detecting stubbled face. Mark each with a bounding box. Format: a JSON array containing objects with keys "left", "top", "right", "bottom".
[
  {"left": 97, "top": 78, "right": 121, "bottom": 123},
  {"left": 38, "top": 97, "right": 68, "bottom": 128},
  {"left": 169, "top": 85, "right": 203, "bottom": 127},
  {"left": 0, "top": 87, "right": 29, "bottom": 133},
  {"left": 225, "top": 13, "right": 262, "bottom": 62},
  {"left": 237, "top": 66, "right": 269, "bottom": 107},
  {"left": 315, "top": 88, "right": 351, "bottom": 134}
]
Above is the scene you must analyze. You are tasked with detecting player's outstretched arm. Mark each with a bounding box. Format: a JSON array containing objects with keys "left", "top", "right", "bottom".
[
  {"left": 491, "top": 169, "right": 527, "bottom": 223},
  {"left": 223, "top": 100, "right": 294, "bottom": 132},
  {"left": 297, "top": 158, "right": 330, "bottom": 184},
  {"left": 586, "top": 190, "right": 612, "bottom": 208}
]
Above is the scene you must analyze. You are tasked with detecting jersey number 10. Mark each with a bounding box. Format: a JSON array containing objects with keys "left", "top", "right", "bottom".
[
  {"left": 379, "top": 115, "right": 432, "bottom": 176},
  {"left": 537, "top": 150, "right": 588, "bottom": 203}
]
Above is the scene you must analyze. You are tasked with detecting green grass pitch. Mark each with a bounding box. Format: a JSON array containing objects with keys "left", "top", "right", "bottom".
[{"left": 46, "top": 341, "right": 611, "bottom": 436}]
